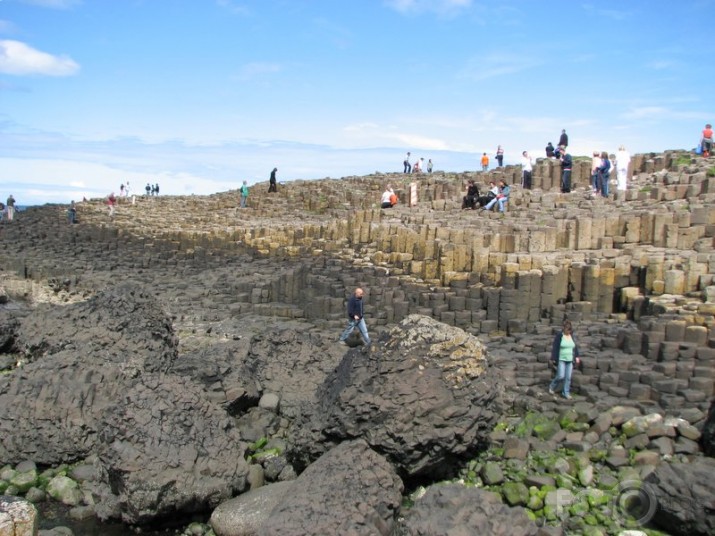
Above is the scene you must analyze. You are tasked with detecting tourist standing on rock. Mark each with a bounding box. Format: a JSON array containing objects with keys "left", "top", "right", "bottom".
[
  {"left": 427, "top": 159, "right": 433, "bottom": 173},
  {"left": 120, "top": 183, "right": 125, "bottom": 197},
  {"left": 615, "top": 145, "right": 630, "bottom": 191},
  {"left": 597, "top": 151, "right": 611, "bottom": 197},
  {"left": 107, "top": 192, "right": 117, "bottom": 218},
  {"left": 590, "top": 151, "right": 601, "bottom": 194},
  {"left": 403, "top": 152, "right": 412, "bottom": 173},
  {"left": 480, "top": 153, "right": 489, "bottom": 171},
  {"left": 339, "top": 287, "right": 371, "bottom": 347},
  {"left": 549, "top": 320, "right": 581, "bottom": 400},
  {"left": 559, "top": 148, "right": 573, "bottom": 193},
  {"left": 559, "top": 129, "right": 568, "bottom": 148},
  {"left": 701, "top": 124, "right": 713, "bottom": 157},
  {"left": 145, "top": 183, "right": 151, "bottom": 196},
  {"left": 68, "top": 200, "right": 77, "bottom": 224},
  {"left": 268, "top": 168, "right": 278, "bottom": 193},
  {"left": 5, "top": 194, "right": 16, "bottom": 222},
  {"left": 495, "top": 145, "right": 504, "bottom": 167},
  {"left": 240, "top": 180, "right": 249, "bottom": 208},
  {"left": 521, "top": 151, "right": 533, "bottom": 189},
  {"left": 545, "top": 142, "right": 555, "bottom": 158}
]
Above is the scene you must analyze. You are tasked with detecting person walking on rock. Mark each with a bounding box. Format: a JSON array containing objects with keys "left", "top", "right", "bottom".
[
  {"left": 107, "top": 192, "right": 117, "bottom": 218},
  {"left": 549, "top": 319, "right": 581, "bottom": 400},
  {"left": 427, "top": 159, "right": 433, "bottom": 173},
  {"left": 403, "top": 152, "right": 412, "bottom": 173},
  {"left": 339, "top": 287, "right": 371, "bottom": 347},
  {"left": 5, "top": 194, "right": 16, "bottom": 222},
  {"left": 268, "top": 168, "right": 278, "bottom": 193},
  {"left": 480, "top": 153, "right": 489, "bottom": 172},
  {"left": 240, "top": 180, "right": 250, "bottom": 208}
]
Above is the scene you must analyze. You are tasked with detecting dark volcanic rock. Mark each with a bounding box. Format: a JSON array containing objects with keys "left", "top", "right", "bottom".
[
  {"left": 209, "top": 481, "right": 294, "bottom": 536},
  {"left": 15, "top": 281, "right": 177, "bottom": 369},
  {"left": 94, "top": 373, "right": 250, "bottom": 525},
  {"left": 0, "top": 283, "right": 178, "bottom": 465},
  {"left": 289, "top": 315, "right": 500, "bottom": 480},
  {"left": 702, "top": 398, "right": 715, "bottom": 457},
  {"left": 645, "top": 458, "right": 715, "bottom": 536},
  {"left": 399, "top": 484, "right": 538, "bottom": 536},
  {"left": 260, "top": 439, "right": 403, "bottom": 536}
]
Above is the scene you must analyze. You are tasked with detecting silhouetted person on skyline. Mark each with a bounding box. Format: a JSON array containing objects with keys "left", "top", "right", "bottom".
[{"left": 268, "top": 168, "right": 278, "bottom": 193}]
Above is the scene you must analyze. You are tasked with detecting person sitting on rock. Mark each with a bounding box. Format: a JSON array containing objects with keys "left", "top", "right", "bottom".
[
  {"left": 702, "top": 123, "right": 713, "bottom": 157},
  {"left": 413, "top": 159, "right": 422, "bottom": 173},
  {"left": 477, "top": 180, "right": 498, "bottom": 207},
  {"left": 462, "top": 180, "right": 480, "bottom": 209},
  {"left": 483, "top": 179, "right": 510, "bottom": 213},
  {"left": 381, "top": 185, "right": 395, "bottom": 209},
  {"left": 545, "top": 142, "right": 555, "bottom": 158}
]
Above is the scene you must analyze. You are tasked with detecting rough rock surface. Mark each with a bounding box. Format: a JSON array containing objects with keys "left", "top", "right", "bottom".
[
  {"left": 209, "top": 481, "right": 294, "bottom": 536},
  {"left": 702, "top": 399, "right": 715, "bottom": 457},
  {"left": 259, "top": 440, "right": 403, "bottom": 536},
  {"left": 399, "top": 484, "right": 538, "bottom": 536},
  {"left": 0, "top": 495, "right": 38, "bottom": 536},
  {"left": 645, "top": 458, "right": 715, "bottom": 536},
  {"left": 0, "top": 283, "right": 177, "bottom": 465},
  {"left": 289, "top": 315, "right": 499, "bottom": 480},
  {"left": 94, "top": 373, "right": 250, "bottom": 525}
]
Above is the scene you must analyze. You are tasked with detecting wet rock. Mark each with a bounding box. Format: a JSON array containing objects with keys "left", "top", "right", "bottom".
[
  {"left": 702, "top": 399, "right": 715, "bottom": 457},
  {"left": 260, "top": 440, "right": 403, "bottom": 536},
  {"left": 209, "top": 481, "right": 293, "bottom": 536},
  {"left": 400, "top": 484, "right": 537, "bottom": 535}
]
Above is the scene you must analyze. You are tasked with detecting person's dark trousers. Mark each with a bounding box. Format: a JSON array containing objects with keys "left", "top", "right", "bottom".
[
  {"left": 496, "top": 155, "right": 503, "bottom": 167},
  {"left": 600, "top": 173, "right": 609, "bottom": 197},
  {"left": 404, "top": 161, "right": 411, "bottom": 173},
  {"left": 522, "top": 171, "right": 532, "bottom": 189},
  {"left": 561, "top": 170, "right": 571, "bottom": 193}
]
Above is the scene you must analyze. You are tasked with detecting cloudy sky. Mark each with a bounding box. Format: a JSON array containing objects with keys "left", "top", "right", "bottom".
[{"left": 0, "top": 0, "right": 711, "bottom": 205}]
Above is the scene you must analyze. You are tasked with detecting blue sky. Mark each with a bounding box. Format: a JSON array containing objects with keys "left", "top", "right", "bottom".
[{"left": 0, "top": 0, "right": 712, "bottom": 205}]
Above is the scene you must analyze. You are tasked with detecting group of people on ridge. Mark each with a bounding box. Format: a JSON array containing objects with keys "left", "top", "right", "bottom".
[
  {"left": 403, "top": 152, "right": 433, "bottom": 174},
  {"left": 0, "top": 195, "right": 16, "bottom": 222}
]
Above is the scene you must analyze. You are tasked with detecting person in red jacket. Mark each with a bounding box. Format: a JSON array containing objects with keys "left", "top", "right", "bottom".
[{"left": 702, "top": 123, "right": 713, "bottom": 157}]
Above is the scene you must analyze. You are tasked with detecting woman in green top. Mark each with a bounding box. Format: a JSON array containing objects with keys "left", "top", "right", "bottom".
[{"left": 549, "top": 320, "right": 581, "bottom": 400}]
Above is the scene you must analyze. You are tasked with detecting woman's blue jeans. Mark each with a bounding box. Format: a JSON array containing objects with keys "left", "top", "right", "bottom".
[{"left": 549, "top": 360, "right": 574, "bottom": 397}]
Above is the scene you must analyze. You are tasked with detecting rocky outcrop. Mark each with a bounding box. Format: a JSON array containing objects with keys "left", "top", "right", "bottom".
[
  {"left": 209, "top": 481, "right": 294, "bottom": 536},
  {"left": 0, "top": 495, "right": 38, "bottom": 536},
  {"left": 289, "top": 315, "right": 499, "bottom": 480},
  {"left": 702, "top": 399, "right": 715, "bottom": 457},
  {"left": 94, "top": 373, "right": 250, "bottom": 525},
  {"left": 399, "top": 484, "right": 537, "bottom": 536},
  {"left": 645, "top": 458, "right": 715, "bottom": 536},
  {"left": 260, "top": 440, "right": 402, "bottom": 536}
]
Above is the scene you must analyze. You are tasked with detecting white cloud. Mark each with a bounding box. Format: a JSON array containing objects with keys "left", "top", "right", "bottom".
[
  {"left": 0, "top": 40, "right": 80, "bottom": 76},
  {"left": 457, "top": 53, "right": 539, "bottom": 81},
  {"left": 216, "top": 0, "right": 250, "bottom": 15},
  {"left": 384, "top": 0, "right": 472, "bottom": 16},
  {"left": 235, "top": 61, "right": 282, "bottom": 80},
  {"left": 20, "top": 0, "right": 81, "bottom": 8}
]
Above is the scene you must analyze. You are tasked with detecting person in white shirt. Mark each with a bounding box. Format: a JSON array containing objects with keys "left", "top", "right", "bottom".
[
  {"left": 521, "top": 151, "right": 533, "bottom": 189},
  {"left": 615, "top": 145, "right": 630, "bottom": 191},
  {"left": 381, "top": 185, "right": 395, "bottom": 208}
]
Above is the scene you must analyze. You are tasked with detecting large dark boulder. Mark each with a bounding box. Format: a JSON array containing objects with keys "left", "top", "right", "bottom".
[
  {"left": 288, "top": 315, "right": 500, "bottom": 480},
  {"left": 0, "top": 283, "right": 178, "bottom": 465},
  {"left": 260, "top": 439, "right": 403, "bottom": 536},
  {"left": 94, "top": 373, "right": 250, "bottom": 525},
  {"left": 645, "top": 458, "right": 715, "bottom": 536},
  {"left": 209, "top": 481, "right": 294, "bottom": 536},
  {"left": 399, "top": 484, "right": 538, "bottom": 536},
  {"left": 702, "top": 398, "right": 715, "bottom": 457}
]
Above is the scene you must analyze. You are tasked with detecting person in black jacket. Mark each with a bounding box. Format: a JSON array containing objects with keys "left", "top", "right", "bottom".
[
  {"left": 560, "top": 149, "right": 573, "bottom": 193},
  {"left": 462, "top": 180, "right": 480, "bottom": 209},
  {"left": 559, "top": 129, "right": 568, "bottom": 148},
  {"left": 268, "top": 168, "right": 278, "bottom": 193},
  {"left": 339, "top": 287, "right": 371, "bottom": 346},
  {"left": 549, "top": 320, "right": 581, "bottom": 399}
]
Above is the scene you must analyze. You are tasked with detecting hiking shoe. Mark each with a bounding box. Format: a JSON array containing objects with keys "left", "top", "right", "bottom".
[
  {"left": 563, "top": 394, "right": 572, "bottom": 400},
  {"left": 548, "top": 388, "right": 554, "bottom": 395}
]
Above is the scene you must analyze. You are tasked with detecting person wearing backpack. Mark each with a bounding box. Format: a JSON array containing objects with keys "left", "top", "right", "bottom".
[{"left": 597, "top": 151, "right": 611, "bottom": 197}]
